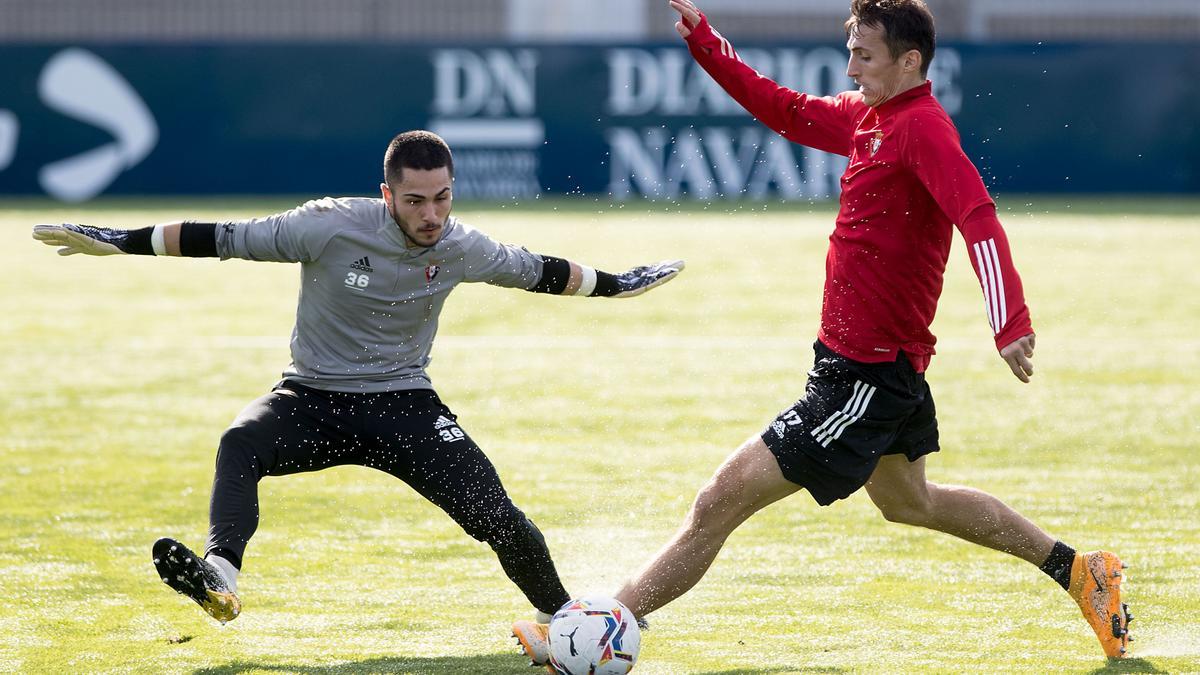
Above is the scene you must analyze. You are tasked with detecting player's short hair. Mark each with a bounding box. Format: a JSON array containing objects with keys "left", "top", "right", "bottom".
[
  {"left": 383, "top": 130, "right": 454, "bottom": 186},
  {"left": 845, "top": 0, "right": 936, "bottom": 78}
]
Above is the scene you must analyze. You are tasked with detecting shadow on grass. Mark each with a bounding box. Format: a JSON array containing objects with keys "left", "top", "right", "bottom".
[
  {"left": 1088, "top": 657, "right": 1167, "bottom": 674},
  {"left": 696, "top": 662, "right": 844, "bottom": 667},
  {"left": 194, "top": 659, "right": 844, "bottom": 674},
  {"left": 194, "top": 653, "right": 538, "bottom": 674}
]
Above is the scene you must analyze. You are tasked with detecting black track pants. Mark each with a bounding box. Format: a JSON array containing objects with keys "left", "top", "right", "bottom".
[{"left": 203, "top": 380, "right": 570, "bottom": 615}]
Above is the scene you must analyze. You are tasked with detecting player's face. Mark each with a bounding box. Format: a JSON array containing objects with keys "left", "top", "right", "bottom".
[
  {"left": 381, "top": 166, "right": 453, "bottom": 248},
  {"left": 845, "top": 23, "right": 919, "bottom": 107}
]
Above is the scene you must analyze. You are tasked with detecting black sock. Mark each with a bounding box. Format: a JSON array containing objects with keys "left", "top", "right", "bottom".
[{"left": 1039, "top": 540, "right": 1076, "bottom": 591}]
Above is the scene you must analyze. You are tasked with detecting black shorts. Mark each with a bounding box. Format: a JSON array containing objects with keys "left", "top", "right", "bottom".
[{"left": 761, "top": 341, "right": 939, "bottom": 506}]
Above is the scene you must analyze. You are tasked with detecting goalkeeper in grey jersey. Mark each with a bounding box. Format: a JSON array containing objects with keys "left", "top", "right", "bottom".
[{"left": 32, "top": 130, "right": 684, "bottom": 630}]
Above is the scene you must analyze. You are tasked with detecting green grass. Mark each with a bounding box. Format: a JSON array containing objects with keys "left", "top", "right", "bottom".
[{"left": 1, "top": 197, "right": 1197, "bottom": 674}]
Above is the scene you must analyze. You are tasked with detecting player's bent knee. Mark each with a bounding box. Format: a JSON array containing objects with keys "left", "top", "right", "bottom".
[
  {"left": 459, "top": 513, "right": 502, "bottom": 544},
  {"left": 217, "top": 423, "right": 261, "bottom": 449},
  {"left": 876, "top": 498, "right": 935, "bottom": 527},
  {"left": 685, "top": 479, "right": 745, "bottom": 537},
  {"left": 215, "top": 425, "right": 269, "bottom": 475}
]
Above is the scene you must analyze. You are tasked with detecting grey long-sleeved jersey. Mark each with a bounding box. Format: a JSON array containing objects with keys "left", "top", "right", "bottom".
[{"left": 215, "top": 196, "right": 544, "bottom": 393}]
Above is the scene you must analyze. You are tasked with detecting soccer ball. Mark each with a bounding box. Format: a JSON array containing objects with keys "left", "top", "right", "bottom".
[{"left": 548, "top": 595, "right": 641, "bottom": 675}]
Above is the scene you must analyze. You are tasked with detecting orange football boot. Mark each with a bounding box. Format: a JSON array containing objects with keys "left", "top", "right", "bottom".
[
  {"left": 1068, "top": 550, "right": 1133, "bottom": 658},
  {"left": 512, "top": 619, "right": 554, "bottom": 673}
]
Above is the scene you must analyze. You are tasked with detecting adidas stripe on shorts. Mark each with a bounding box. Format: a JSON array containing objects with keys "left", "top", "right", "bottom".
[{"left": 761, "top": 340, "right": 939, "bottom": 505}]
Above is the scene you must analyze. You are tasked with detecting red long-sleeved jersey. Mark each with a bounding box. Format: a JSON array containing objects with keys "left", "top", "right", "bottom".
[{"left": 686, "top": 16, "right": 1033, "bottom": 372}]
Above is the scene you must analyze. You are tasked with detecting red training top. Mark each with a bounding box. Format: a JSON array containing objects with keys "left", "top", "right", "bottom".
[{"left": 685, "top": 15, "right": 1033, "bottom": 372}]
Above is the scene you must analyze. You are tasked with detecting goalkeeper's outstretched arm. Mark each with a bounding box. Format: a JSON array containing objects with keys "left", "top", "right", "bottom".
[
  {"left": 32, "top": 222, "right": 218, "bottom": 257},
  {"left": 34, "top": 223, "right": 686, "bottom": 298},
  {"left": 527, "top": 256, "right": 685, "bottom": 299}
]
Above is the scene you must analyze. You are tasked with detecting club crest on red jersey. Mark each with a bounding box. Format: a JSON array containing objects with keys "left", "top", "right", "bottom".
[
  {"left": 870, "top": 131, "right": 884, "bottom": 156},
  {"left": 424, "top": 264, "right": 440, "bottom": 283}
]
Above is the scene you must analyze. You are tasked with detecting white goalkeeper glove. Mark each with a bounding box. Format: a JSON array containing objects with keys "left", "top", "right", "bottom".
[
  {"left": 609, "top": 259, "right": 686, "bottom": 298},
  {"left": 32, "top": 223, "right": 132, "bottom": 256}
]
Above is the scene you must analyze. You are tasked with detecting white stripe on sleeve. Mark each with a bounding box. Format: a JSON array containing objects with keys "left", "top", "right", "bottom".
[
  {"left": 987, "top": 238, "right": 1007, "bottom": 332},
  {"left": 973, "top": 241, "right": 997, "bottom": 334},
  {"left": 714, "top": 31, "right": 741, "bottom": 62},
  {"left": 979, "top": 239, "right": 1003, "bottom": 335}
]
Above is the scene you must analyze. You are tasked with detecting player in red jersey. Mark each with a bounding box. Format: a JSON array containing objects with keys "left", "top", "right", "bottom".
[{"left": 515, "top": 0, "right": 1131, "bottom": 665}]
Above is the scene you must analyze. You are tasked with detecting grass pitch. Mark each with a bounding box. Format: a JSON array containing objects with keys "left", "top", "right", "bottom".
[{"left": 1, "top": 196, "right": 1198, "bottom": 674}]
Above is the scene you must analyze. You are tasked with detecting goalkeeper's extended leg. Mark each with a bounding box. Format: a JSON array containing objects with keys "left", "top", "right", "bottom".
[
  {"left": 374, "top": 412, "right": 571, "bottom": 667},
  {"left": 452, "top": 498, "right": 565, "bottom": 666},
  {"left": 499, "top": 517, "right": 569, "bottom": 667},
  {"left": 440, "top": 497, "right": 567, "bottom": 668}
]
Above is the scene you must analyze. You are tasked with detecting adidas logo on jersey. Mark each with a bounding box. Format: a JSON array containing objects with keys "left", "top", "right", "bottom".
[
  {"left": 772, "top": 421, "right": 786, "bottom": 438},
  {"left": 350, "top": 256, "right": 374, "bottom": 273},
  {"left": 434, "top": 415, "right": 456, "bottom": 429}
]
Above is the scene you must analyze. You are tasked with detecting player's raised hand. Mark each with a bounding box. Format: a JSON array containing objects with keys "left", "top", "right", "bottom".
[
  {"left": 669, "top": 0, "right": 702, "bottom": 38},
  {"left": 32, "top": 223, "right": 128, "bottom": 256},
  {"left": 610, "top": 259, "right": 686, "bottom": 298},
  {"left": 999, "top": 333, "right": 1036, "bottom": 383}
]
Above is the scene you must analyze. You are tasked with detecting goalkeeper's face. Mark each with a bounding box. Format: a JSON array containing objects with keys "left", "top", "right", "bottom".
[{"left": 381, "top": 166, "right": 454, "bottom": 248}]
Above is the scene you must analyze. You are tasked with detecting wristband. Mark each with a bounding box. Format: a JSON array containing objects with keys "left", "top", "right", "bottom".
[
  {"left": 574, "top": 266, "right": 597, "bottom": 297},
  {"left": 150, "top": 224, "right": 166, "bottom": 255}
]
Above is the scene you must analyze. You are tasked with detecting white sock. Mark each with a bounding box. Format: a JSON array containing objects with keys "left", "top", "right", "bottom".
[
  {"left": 535, "top": 610, "right": 553, "bottom": 624},
  {"left": 206, "top": 554, "right": 240, "bottom": 593}
]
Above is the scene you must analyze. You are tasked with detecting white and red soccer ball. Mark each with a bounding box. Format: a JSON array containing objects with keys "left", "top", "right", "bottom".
[{"left": 548, "top": 595, "right": 641, "bottom": 675}]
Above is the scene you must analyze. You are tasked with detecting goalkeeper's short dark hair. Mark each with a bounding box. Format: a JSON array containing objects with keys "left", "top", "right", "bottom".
[
  {"left": 845, "top": 0, "right": 936, "bottom": 78},
  {"left": 384, "top": 130, "right": 454, "bottom": 186}
]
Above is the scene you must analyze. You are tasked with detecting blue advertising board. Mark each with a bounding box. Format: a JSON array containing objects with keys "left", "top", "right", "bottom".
[{"left": 0, "top": 41, "right": 1196, "bottom": 201}]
